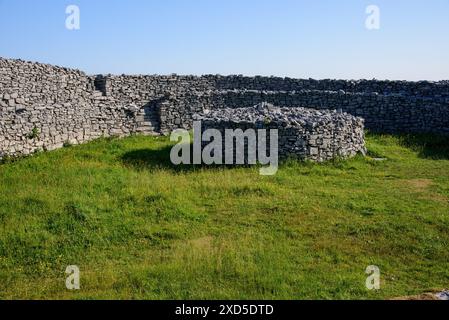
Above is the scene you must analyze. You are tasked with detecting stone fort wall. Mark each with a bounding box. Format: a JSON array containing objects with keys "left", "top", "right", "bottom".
[
  {"left": 1, "top": 57, "right": 448, "bottom": 158},
  {"left": 159, "top": 89, "right": 448, "bottom": 135}
]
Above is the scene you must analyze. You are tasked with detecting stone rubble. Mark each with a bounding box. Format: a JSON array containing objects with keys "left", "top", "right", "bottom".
[{"left": 197, "top": 103, "right": 367, "bottom": 162}]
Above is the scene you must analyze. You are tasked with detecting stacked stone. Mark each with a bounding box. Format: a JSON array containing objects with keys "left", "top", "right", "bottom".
[
  {"left": 197, "top": 103, "right": 366, "bottom": 163},
  {"left": 84, "top": 68, "right": 449, "bottom": 136},
  {"left": 1, "top": 56, "right": 448, "bottom": 159},
  {"left": 0, "top": 58, "right": 147, "bottom": 158},
  {"left": 169, "top": 89, "right": 449, "bottom": 134},
  {"left": 207, "top": 75, "right": 449, "bottom": 97}
]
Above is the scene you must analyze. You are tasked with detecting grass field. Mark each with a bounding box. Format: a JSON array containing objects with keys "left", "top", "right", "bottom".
[{"left": 0, "top": 133, "right": 448, "bottom": 300}]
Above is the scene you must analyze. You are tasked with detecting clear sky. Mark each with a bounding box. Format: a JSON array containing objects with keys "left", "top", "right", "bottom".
[{"left": 0, "top": 0, "right": 448, "bottom": 80}]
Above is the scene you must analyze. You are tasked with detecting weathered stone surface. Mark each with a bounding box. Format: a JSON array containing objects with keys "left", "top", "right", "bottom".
[
  {"left": 0, "top": 58, "right": 161, "bottom": 158},
  {"left": 197, "top": 103, "right": 366, "bottom": 162},
  {"left": 158, "top": 90, "right": 449, "bottom": 135},
  {"left": 1, "top": 57, "right": 448, "bottom": 159}
]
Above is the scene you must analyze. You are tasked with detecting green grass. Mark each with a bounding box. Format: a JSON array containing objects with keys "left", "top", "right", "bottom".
[{"left": 0, "top": 133, "right": 448, "bottom": 300}]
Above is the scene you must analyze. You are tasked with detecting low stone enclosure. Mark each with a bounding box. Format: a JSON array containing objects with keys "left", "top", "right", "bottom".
[
  {"left": 1, "top": 57, "right": 448, "bottom": 160},
  {"left": 198, "top": 103, "right": 366, "bottom": 163}
]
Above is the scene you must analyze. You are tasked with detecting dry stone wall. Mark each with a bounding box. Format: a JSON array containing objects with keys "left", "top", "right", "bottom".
[
  {"left": 208, "top": 75, "right": 449, "bottom": 97},
  {"left": 198, "top": 103, "right": 366, "bottom": 162},
  {"left": 0, "top": 58, "right": 150, "bottom": 158},
  {"left": 1, "top": 57, "right": 448, "bottom": 159},
  {"left": 162, "top": 89, "right": 449, "bottom": 134}
]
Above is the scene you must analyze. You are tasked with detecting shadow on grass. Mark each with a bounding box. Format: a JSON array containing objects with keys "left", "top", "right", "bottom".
[
  {"left": 121, "top": 144, "right": 283, "bottom": 173},
  {"left": 121, "top": 144, "right": 247, "bottom": 173},
  {"left": 398, "top": 134, "right": 449, "bottom": 160},
  {"left": 121, "top": 133, "right": 449, "bottom": 172},
  {"left": 121, "top": 145, "right": 194, "bottom": 172},
  {"left": 120, "top": 144, "right": 362, "bottom": 175}
]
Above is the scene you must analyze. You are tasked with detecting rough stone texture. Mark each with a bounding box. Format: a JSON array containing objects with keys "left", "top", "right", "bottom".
[
  {"left": 1, "top": 57, "right": 448, "bottom": 158},
  {"left": 197, "top": 103, "right": 366, "bottom": 162},
  {"left": 159, "top": 90, "right": 449, "bottom": 134},
  {"left": 0, "top": 58, "right": 157, "bottom": 158}
]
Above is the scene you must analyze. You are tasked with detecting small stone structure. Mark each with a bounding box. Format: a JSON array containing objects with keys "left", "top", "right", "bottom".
[{"left": 198, "top": 103, "right": 366, "bottom": 162}]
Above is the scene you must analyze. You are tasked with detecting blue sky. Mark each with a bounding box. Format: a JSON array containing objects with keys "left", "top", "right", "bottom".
[{"left": 0, "top": 0, "right": 448, "bottom": 80}]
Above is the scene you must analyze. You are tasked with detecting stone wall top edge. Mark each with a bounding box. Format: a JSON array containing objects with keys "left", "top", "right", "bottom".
[
  {"left": 0, "top": 56, "right": 88, "bottom": 77},
  {"left": 2, "top": 56, "right": 448, "bottom": 85},
  {"left": 95, "top": 73, "right": 449, "bottom": 84}
]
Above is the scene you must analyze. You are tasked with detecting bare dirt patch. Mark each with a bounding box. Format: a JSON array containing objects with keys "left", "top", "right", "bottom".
[
  {"left": 392, "top": 293, "right": 439, "bottom": 300},
  {"left": 188, "top": 236, "right": 214, "bottom": 251},
  {"left": 396, "top": 178, "right": 447, "bottom": 203},
  {"left": 406, "top": 179, "right": 433, "bottom": 191}
]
